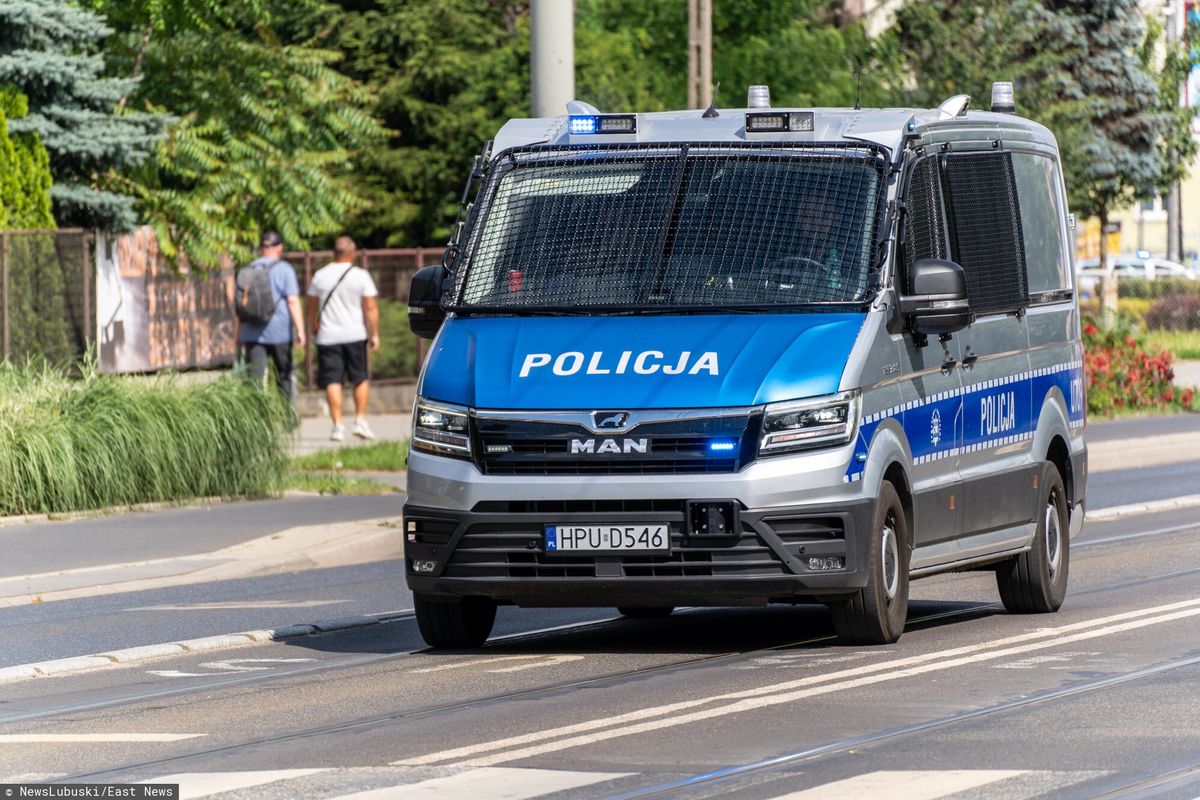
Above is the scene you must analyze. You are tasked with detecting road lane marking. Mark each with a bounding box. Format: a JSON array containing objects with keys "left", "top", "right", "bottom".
[
  {"left": 133, "top": 600, "right": 350, "bottom": 611},
  {"left": 489, "top": 655, "right": 585, "bottom": 673},
  {"left": 146, "top": 671, "right": 208, "bottom": 678},
  {"left": 198, "top": 658, "right": 316, "bottom": 672},
  {"left": 0, "top": 734, "right": 205, "bottom": 742},
  {"left": 395, "top": 597, "right": 1200, "bottom": 768},
  {"left": 141, "top": 770, "right": 328, "bottom": 799},
  {"left": 768, "top": 770, "right": 1028, "bottom": 800},
  {"left": 325, "top": 767, "right": 631, "bottom": 800}
]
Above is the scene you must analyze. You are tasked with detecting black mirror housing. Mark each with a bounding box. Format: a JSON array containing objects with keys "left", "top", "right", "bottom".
[
  {"left": 900, "top": 258, "right": 970, "bottom": 336},
  {"left": 409, "top": 264, "right": 448, "bottom": 339}
]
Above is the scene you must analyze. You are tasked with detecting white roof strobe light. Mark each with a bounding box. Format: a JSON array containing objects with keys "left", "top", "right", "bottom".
[
  {"left": 992, "top": 81, "right": 1016, "bottom": 114},
  {"left": 747, "top": 85, "right": 771, "bottom": 109}
]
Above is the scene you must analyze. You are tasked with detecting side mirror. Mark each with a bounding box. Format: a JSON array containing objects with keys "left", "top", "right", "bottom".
[
  {"left": 409, "top": 264, "right": 448, "bottom": 339},
  {"left": 899, "top": 258, "right": 970, "bottom": 336}
]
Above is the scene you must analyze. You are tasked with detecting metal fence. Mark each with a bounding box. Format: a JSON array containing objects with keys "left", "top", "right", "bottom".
[
  {"left": 0, "top": 229, "right": 94, "bottom": 365},
  {"left": 286, "top": 247, "right": 440, "bottom": 388}
]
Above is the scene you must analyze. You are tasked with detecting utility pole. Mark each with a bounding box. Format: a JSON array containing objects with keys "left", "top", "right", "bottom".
[
  {"left": 530, "top": 0, "right": 575, "bottom": 117},
  {"left": 687, "top": 0, "right": 712, "bottom": 109},
  {"left": 1167, "top": 0, "right": 1183, "bottom": 262}
]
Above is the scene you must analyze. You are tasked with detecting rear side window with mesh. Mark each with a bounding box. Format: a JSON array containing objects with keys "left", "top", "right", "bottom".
[
  {"left": 943, "top": 152, "right": 1028, "bottom": 314},
  {"left": 453, "top": 144, "right": 885, "bottom": 311},
  {"left": 901, "top": 156, "right": 949, "bottom": 289}
]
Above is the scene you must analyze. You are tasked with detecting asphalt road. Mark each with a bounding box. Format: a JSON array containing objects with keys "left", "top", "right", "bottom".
[{"left": 2, "top": 440, "right": 1200, "bottom": 798}]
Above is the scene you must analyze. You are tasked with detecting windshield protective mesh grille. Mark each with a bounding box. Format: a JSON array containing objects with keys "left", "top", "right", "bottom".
[{"left": 452, "top": 143, "right": 886, "bottom": 311}]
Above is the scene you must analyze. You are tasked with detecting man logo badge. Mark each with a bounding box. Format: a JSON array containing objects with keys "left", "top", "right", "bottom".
[
  {"left": 593, "top": 411, "right": 630, "bottom": 430},
  {"left": 571, "top": 438, "right": 649, "bottom": 455}
]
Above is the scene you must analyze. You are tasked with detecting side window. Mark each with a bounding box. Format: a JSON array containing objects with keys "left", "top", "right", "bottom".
[
  {"left": 1011, "top": 153, "right": 1070, "bottom": 295},
  {"left": 901, "top": 156, "right": 950, "bottom": 290},
  {"left": 943, "top": 151, "right": 1028, "bottom": 314}
]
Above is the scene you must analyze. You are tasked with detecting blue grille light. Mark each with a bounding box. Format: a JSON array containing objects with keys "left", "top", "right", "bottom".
[
  {"left": 709, "top": 440, "right": 737, "bottom": 453},
  {"left": 568, "top": 115, "right": 598, "bottom": 135}
]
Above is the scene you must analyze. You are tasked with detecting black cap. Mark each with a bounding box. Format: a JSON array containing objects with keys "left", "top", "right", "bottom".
[{"left": 260, "top": 230, "right": 283, "bottom": 248}]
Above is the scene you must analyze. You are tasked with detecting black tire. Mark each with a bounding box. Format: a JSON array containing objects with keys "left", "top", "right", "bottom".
[
  {"left": 617, "top": 606, "right": 674, "bottom": 619},
  {"left": 829, "top": 480, "right": 910, "bottom": 645},
  {"left": 414, "top": 594, "right": 497, "bottom": 648},
  {"left": 996, "top": 462, "right": 1070, "bottom": 614}
]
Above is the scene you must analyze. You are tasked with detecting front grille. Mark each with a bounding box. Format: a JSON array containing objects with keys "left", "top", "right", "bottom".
[
  {"left": 475, "top": 413, "right": 759, "bottom": 475},
  {"left": 473, "top": 499, "right": 684, "bottom": 514},
  {"left": 443, "top": 522, "right": 788, "bottom": 579}
]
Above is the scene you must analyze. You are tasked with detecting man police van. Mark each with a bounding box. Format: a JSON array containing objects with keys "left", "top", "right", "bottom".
[{"left": 402, "top": 83, "right": 1087, "bottom": 649}]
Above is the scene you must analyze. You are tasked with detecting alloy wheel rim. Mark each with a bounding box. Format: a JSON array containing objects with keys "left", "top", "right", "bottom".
[
  {"left": 1045, "top": 490, "right": 1062, "bottom": 577},
  {"left": 881, "top": 520, "right": 899, "bottom": 601}
]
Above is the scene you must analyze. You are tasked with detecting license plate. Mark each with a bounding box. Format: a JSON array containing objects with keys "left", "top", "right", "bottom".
[{"left": 544, "top": 523, "right": 670, "bottom": 554}]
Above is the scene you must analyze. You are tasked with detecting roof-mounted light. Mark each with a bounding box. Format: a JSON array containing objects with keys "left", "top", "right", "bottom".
[
  {"left": 747, "top": 85, "right": 771, "bottom": 109},
  {"left": 745, "top": 111, "right": 814, "bottom": 133},
  {"left": 568, "top": 114, "right": 637, "bottom": 135},
  {"left": 991, "top": 81, "right": 1015, "bottom": 114}
]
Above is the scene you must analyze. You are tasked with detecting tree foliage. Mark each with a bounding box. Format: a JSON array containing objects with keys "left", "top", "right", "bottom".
[
  {"left": 87, "top": 0, "right": 384, "bottom": 268},
  {"left": 286, "top": 0, "right": 888, "bottom": 248},
  {"left": 0, "top": 87, "right": 54, "bottom": 230},
  {"left": 0, "top": 0, "right": 165, "bottom": 230},
  {"left": 889, "top": 0, "right": 1180, "bottom": 231}
]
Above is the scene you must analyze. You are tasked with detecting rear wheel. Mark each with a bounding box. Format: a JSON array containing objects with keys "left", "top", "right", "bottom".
[
  {"left": 996, "top": 463, "right": 1069, "bottom": 613},
  {"left": 618, "top": 606, "right": 674, "bottom": 619},
  {"left": 829, "top": 480, "right": 910, "bottom": 645},
  {"left": 414, "top": 594, "right": 497, "bottom": 648}
]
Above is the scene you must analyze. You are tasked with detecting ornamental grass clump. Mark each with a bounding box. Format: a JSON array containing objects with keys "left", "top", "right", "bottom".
[{"left": 0, "top": 362, "right": 291, "bottom": 515}]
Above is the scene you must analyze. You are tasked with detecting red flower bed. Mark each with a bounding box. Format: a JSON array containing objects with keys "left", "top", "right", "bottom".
[{"left": 1083, "top": 314, "right": 1196, "bottom": 415}]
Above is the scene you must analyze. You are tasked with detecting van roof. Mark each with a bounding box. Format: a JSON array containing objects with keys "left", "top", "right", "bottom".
[{"left": 492, "top": 105, "right": 1059, "bottom": 160}]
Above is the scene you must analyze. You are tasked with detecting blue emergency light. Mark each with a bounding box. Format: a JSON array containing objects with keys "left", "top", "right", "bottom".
[
  {"left": 568, "top": 114, "right": 637, "bottom": 135},
  {"left": 709, "top": 440, "right": 737, "bottom": 453}
]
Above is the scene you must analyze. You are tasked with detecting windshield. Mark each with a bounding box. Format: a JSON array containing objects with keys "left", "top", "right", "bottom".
[{"left": 454, "top": 145, "right": 884, "bottom": 311}]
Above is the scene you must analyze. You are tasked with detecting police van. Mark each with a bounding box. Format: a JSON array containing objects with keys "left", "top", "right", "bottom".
[{"left": 403, "top": 83, "right": 1087, "bottom": 648}]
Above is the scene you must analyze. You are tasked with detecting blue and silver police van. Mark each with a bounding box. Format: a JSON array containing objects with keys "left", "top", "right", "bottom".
[{"left": 403, "top": 83, "right": 1087, "bottom": 648}]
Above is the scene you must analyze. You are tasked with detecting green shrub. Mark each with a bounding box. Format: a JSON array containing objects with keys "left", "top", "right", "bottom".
[
  {"left": 372, "top": 298, "right": 420, "bottom": 379},
  {"left": 0, "top": 362, "right": 291, "bottom": 515},
  {"left": 1117, "top": 278, "right": 1200, "bottom": 299},
  {"left": 1144, "top": 294, "right": 1200, "bottom": 332}
]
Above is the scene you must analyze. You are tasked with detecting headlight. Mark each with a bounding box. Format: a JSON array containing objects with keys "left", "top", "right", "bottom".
[
  {"left": 411, "top": 399, "right": 472, "bottom": 458},
  {"left": 759, "top": 391, "right": 860, "bottom": 456}
]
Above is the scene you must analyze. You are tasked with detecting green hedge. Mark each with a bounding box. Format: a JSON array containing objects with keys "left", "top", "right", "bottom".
[
  {"left": 1117, "top": 278, "right": 1200, "bottom": 299},
  {"left": 0, "top": 363, "right": 292, "bottom": 515}
]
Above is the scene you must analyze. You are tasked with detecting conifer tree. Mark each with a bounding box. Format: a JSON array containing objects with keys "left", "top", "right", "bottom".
[{"left": 0, "top": 0, "right": 165, "bottom": 230}]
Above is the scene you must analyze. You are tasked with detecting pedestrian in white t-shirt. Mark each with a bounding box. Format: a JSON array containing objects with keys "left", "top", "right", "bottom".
[{"left": 305, "top": 236, "right": 380, "bottom": 441}]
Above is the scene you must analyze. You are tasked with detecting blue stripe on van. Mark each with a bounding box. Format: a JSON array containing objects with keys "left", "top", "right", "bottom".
[{"left": 844, "top": 360, "right": 1085, "bottom": 483}]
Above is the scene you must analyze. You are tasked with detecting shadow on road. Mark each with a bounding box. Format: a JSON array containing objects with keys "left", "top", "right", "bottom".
[{"left": 279, "top": 600, "right": 997, "bottom": 658}]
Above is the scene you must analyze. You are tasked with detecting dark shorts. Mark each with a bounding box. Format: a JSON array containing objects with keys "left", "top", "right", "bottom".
[{"left": 317, "top": 340, "right": 369, "bottom": 388}]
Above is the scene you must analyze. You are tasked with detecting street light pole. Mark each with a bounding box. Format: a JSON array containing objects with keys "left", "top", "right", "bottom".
[
  {"left": 1167, "top": 0, "right": 1183, "bottom": 262},
  {"left": 687, "top": 0, "right": 712, "bottom": 109},
  {"left": 531, "top": 0, "right": 575, "bottom": 118}
]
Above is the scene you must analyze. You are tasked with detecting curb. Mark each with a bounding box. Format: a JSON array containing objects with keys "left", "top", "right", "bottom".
[
  {"left": 0, "top": 612, "right": 407, "bottom": 685},
  {"left": 1086, "top": 493, "right": 1200, "bottom": 522}
]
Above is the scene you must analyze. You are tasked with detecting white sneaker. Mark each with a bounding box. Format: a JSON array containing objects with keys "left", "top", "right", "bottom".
[
  {"left": 330, "top": 425, "right": 345, "bottom": 442},
  {"left": 353, "top": 419, "right": 376, "bottom": 440}
]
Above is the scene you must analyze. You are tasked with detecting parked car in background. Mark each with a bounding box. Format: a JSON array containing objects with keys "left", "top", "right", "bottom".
[{"left": 1076, "top": 253, "right": 1198, "bottom": 298}]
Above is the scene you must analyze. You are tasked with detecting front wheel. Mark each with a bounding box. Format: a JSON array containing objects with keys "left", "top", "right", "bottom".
[
  {"left": 996, "top": 462, "right": 1070, "bottom": 613},
  {"left": 414, "top": 594, "right": 497, "bottom": 648},
  {"left": 829, "top": 480, "right": 910, "bottom": 645}
]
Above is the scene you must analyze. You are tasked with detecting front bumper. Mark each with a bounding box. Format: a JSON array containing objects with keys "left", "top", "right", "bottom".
[{"left": 403, "top": 496, "right": 876, "bottom": 606}]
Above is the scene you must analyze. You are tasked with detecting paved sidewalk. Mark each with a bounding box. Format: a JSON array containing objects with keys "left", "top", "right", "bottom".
[
  {"left": 294, "top": 413, "right": 411, "bottom": 456},
  {"left": 1174, "top": 359, "right": 1200, "bottom": 389}
]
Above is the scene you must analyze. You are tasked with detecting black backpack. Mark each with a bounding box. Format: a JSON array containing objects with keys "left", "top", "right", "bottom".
[{"left": 235, "top": 260, "right": 279, "bottom": 325}]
